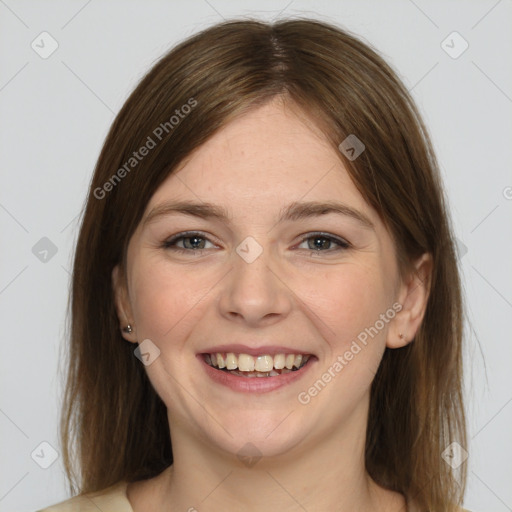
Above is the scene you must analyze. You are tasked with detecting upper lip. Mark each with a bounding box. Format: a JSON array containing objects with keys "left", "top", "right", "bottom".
[{"left": 198, "top": 344, "right": 315, "bottom": 357}]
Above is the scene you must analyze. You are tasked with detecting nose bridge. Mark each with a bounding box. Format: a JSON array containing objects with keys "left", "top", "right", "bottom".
[{"left": 218, "top": 235, "right": 291, "bottom": 324}]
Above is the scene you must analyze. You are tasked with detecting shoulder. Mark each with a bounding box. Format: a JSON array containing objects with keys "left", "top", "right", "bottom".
[{"left": 35, "top": 481, "right": 133, "bottom": 512}]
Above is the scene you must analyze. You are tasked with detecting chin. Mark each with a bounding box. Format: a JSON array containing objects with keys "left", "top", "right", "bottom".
[{"left": 200, "top": 411, "right": 310, "bottom": 462}]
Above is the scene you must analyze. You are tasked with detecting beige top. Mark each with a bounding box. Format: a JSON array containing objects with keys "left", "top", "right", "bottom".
[
  {"left": 36, "top": 481, "right": 472, "bottom": 512},
  {"left": 36, "top": 481, "right": 133, "bottom": 512}
]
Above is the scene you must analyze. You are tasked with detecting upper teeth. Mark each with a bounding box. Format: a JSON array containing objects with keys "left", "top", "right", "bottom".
[{"left": 207, "top": 353, "right": 310, "bottom": 372}]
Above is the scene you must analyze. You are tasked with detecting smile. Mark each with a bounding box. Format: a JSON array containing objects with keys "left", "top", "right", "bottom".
[{"left": 204, "top": 352, "right": 311, "bottom": 377}]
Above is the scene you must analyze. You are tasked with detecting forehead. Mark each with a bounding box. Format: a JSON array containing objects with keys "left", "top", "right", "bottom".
[{"left": 146, "top": 100, "right": 374, "bottom": 223}]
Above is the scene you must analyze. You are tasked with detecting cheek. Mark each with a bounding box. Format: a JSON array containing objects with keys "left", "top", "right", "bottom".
[
  {"left": 299, "top": 263, "right": 392, "bottom": 352},
  {"left": 129, "top": 256, "right": 209, "bottom": 342}
]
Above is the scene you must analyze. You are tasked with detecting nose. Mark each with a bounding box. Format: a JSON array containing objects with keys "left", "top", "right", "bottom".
[{"left": 217, "top": 241, "right": 293, "bottom": 327}]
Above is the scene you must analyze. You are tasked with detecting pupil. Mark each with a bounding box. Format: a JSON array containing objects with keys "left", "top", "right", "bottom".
[
  {"left": 311, "top": 237, "right": 329, "bottom": 250},
  {"left": 186, "top": 236, "right": 204, "bottom": 249}
]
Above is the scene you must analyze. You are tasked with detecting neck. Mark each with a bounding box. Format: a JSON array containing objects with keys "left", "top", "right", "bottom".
[{"left": 149, "top": 397, "right": 406, "bottom": 512}]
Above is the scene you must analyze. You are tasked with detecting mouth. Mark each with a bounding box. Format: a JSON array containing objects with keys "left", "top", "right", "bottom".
[{"left": 201, "top": 352, "right": 315, "bottom": 378}]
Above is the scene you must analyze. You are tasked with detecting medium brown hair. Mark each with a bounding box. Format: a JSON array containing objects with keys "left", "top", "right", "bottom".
[{"left": 60, "top": 18, "right": 467, "bottom": 511}]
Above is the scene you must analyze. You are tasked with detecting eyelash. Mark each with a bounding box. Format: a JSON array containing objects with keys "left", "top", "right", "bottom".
[{"left": 161, "top": 231, "right": 350, "bottom": 255}]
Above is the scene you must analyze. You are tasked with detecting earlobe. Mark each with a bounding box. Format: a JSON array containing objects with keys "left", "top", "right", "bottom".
[
  {"left": 387, "top": 253, "right": 432, "bottom": 349},
  {"left": 387, "top": 329, "right": 409, "bottom": 349},
  {"left": 112, "top": 265, "right": 137, "bottom": 343}
]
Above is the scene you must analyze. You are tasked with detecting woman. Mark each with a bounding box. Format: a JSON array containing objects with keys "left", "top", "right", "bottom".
[{"left": 38, "top": 18, "right": 470, "bottom": 512}]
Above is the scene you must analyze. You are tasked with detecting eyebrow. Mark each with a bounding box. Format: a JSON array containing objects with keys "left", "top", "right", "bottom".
[{"left": 143, "top": 200, "right": 374, "bottom": 230}]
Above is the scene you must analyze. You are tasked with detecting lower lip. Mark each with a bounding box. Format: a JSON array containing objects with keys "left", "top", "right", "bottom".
[{"left": 197, "top": 354, "right": 317, "bottom": 393}]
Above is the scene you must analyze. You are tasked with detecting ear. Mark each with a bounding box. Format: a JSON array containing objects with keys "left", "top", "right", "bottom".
[
  {"left": 387, "top": 253, "right": 432, "bottom": 348},
  {"left": 112, "top": 264, "right": 137, "bottom": 343}
]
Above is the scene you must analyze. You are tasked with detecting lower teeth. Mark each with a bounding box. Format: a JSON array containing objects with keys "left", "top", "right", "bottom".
[
  {"left": 214, "top": 365, "right": 306, "bottom": 378},
  {"left": 226, "top": 369, "right": 292, "bottom": 378}
]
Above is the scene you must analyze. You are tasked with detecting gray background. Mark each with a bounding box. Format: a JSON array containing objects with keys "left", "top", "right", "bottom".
[{"left": 1, "top": 1, "right": 511, "bottom": 511}]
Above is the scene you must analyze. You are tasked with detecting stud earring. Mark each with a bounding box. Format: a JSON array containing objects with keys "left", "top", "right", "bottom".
[
  {"left": 122, "top": 324, "right": 133, "bottom": 334},
  {"left": 399, "top": 332, "right": 405, "bottom": 339}
]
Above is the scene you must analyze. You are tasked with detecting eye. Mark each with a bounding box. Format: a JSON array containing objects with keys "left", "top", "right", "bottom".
[
  {"left": 162, "top": 231, "right": 216, "bottom": 253},
  {"left": 161, "top": 231, "right": 350, "bottom": 256},
  {"left": 296, "top": 232, "right": 350, "bottom": 253}
]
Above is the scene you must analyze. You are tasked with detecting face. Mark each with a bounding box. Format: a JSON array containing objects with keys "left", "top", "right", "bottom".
[{"left": 113, "top": 98, "right": 427, "bottom": 461}]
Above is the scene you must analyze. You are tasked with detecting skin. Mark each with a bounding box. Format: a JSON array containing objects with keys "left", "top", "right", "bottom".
[{"left": 113, "top": 97, "right": 432, "bottom": 512}]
